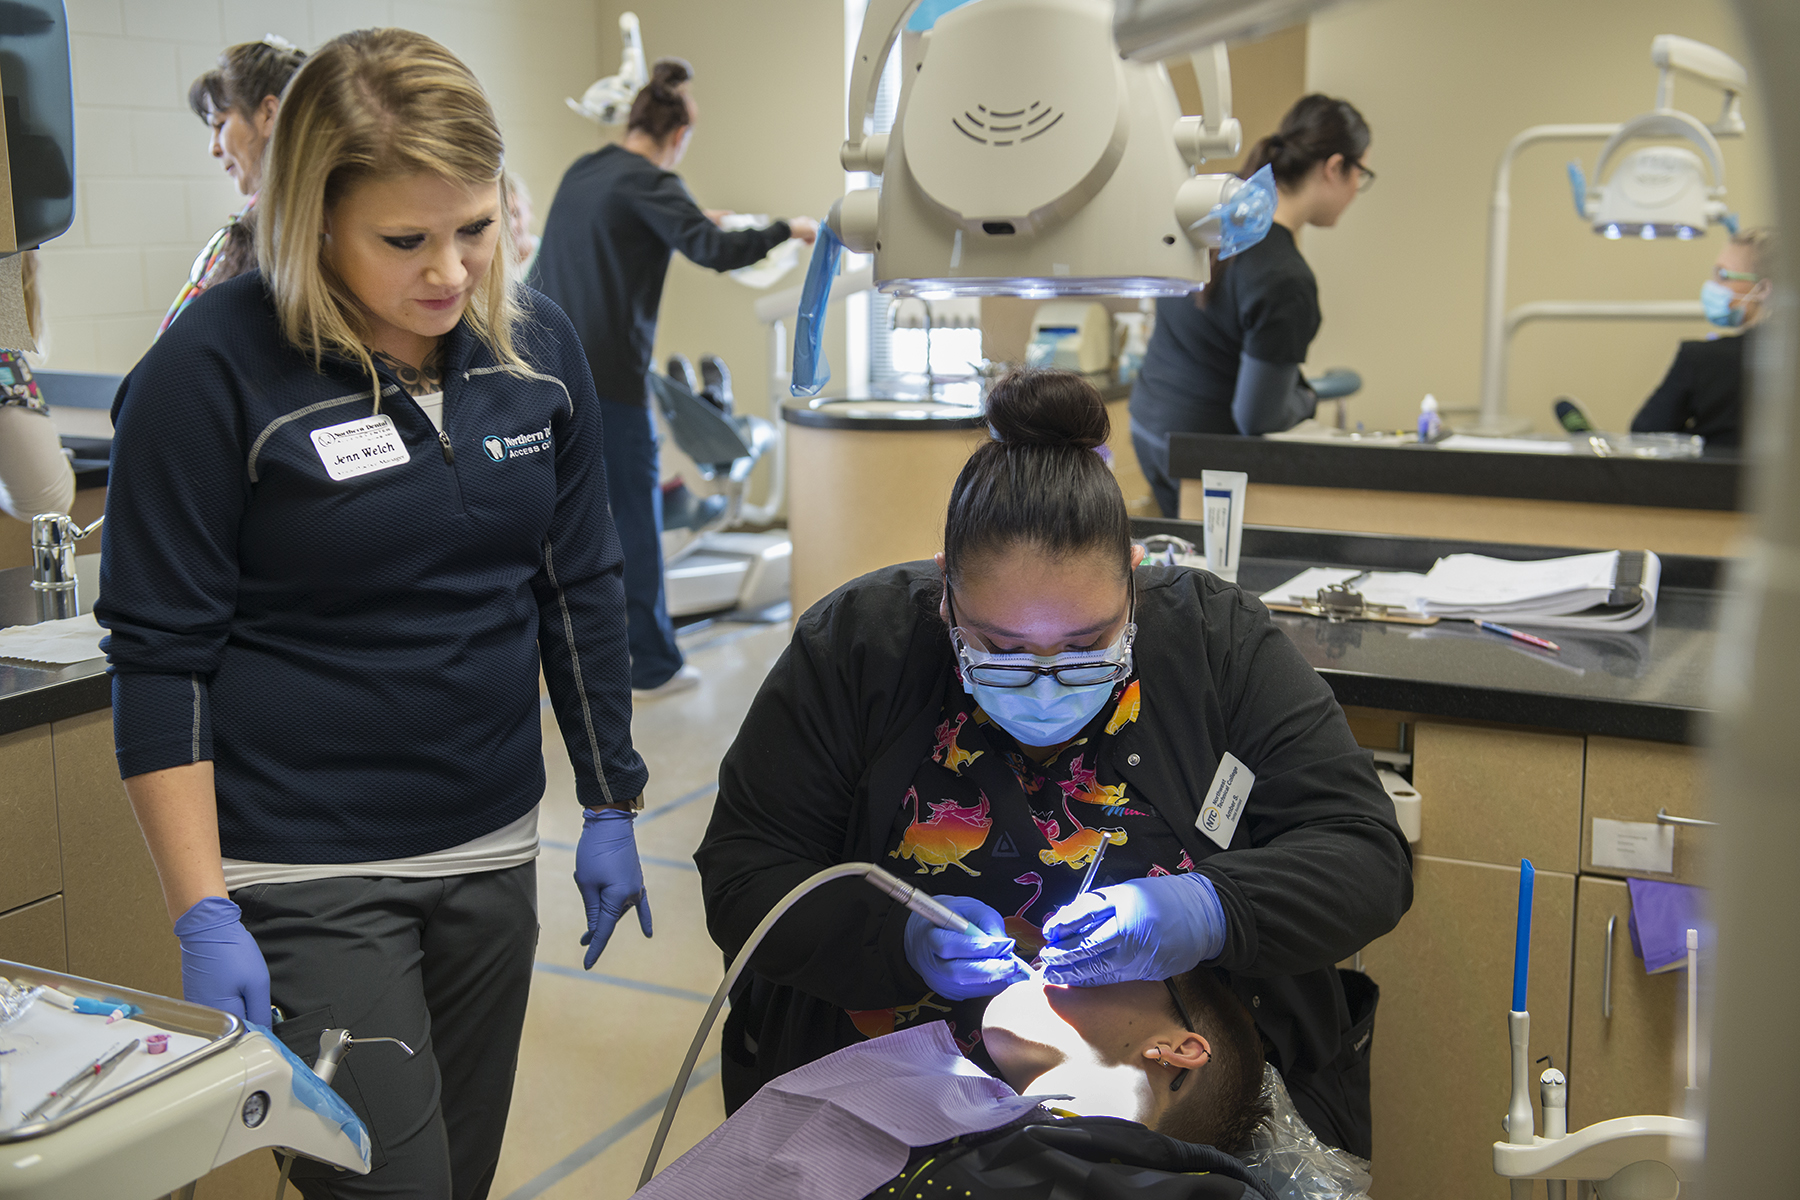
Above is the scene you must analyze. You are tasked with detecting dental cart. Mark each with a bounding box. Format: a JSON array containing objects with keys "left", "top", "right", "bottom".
[{"left": 0, "top": 960, "right": 369, "bottom": 1199}]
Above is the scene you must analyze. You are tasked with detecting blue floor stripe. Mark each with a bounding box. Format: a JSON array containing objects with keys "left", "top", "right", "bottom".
[
  {"left": 638, "top": 782, "right": 718, "bottom": 825},
  {"left": 531, "top": 961, "right": 714, "bottom": 1004},
  {"left": 500, "top": 1055, "right": 723, "bottom": 1200}
]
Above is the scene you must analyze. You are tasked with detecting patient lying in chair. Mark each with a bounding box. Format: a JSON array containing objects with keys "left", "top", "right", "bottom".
[{"left": 639, "top": 968, "right": 1285, "bottom": 1200}]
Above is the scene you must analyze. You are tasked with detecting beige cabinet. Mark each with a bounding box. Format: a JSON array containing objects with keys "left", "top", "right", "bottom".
[
  {"left": 1412, "top": 722, "right": 1584, "bottom": 873},
  {"left": 1345, "top": 718, "right": 1696, "bottom": 1199},
  {"left": 0, "top": 708, "right": 180, "bottom": 995},
  {"left": 1361, "top": 857, "right": 1574, "bottom": 1200},
  {"left": 1567, "top": 876, "right": 1690, "bottom": 1130},
  {"left": 1581, "top": 737, "right": 1710, "bottom": 886}
]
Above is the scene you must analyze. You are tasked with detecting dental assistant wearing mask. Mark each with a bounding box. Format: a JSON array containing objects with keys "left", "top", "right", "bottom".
[
  {"left": 697, "top": 369, "right": 1412, "bottom": 1158},
  {"left": 532, "top": 57, "right": 817, "bottom": 698},
  {"left": 160, "top": 35, "right": 308, "bottom": 337},
  {"left": 1630, "top": 228, "right": 1778, "bottom": 450},
  {"left": 100, "top": 30, "right": 650, "bottom": 1198},
  {"left": 1130, "top": 95, "right": 1373, "bottom": 517}
]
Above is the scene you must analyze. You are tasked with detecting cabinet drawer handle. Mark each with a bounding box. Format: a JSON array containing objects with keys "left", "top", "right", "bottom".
[
  {"left": 1603, "top": 915, "right": 1616, "bottom": 1020},
  {"left": 1656, "top": 808, "right": 1717, "bottom": 828}
]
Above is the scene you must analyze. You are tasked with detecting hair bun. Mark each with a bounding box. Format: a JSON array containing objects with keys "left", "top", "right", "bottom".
[{"left": 984, "top": 368, "right": 1110, "bottom": 451}]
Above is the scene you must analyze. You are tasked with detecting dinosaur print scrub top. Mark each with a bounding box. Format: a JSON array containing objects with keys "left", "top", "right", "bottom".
[{"left": 866, "top": 675, "right": 1192, "bottom": 1060}]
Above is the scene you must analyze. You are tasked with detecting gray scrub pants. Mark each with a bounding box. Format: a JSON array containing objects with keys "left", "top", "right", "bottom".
[{"left": 234, "top": 863, "right": 538, "bottom": 1200}]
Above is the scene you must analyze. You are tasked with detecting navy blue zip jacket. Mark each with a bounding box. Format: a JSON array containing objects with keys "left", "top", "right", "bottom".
[{"left": 98, "top": 272, "right": 648, "bottom": 863}]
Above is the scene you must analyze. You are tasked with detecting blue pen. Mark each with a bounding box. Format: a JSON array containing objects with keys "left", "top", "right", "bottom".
[{"left": 1475, "top": 619, "right": 1561, "bottom": 654}]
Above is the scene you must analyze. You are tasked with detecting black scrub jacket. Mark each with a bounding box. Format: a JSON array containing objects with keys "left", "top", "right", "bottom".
[{"left": 696, "top": 563, "right": 1412, "bottom": 1156}]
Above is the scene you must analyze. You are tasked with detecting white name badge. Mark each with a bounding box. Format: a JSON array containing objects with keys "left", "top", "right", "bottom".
[
  {"left": 1196, "top": 751, "right": 1255, "bottom": 850},
  {"left": 310, "top": 414, "right": 410, "bottom": 481}
]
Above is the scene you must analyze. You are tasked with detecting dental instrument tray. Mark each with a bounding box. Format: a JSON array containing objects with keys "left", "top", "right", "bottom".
[{"left": 0, "top": 960, "right": 242, "bottom": 1142}]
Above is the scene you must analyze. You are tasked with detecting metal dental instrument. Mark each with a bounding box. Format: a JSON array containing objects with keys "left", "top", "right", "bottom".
[
  {"left": 1075, "top": 838, "right": 1110, "bottom": 897},
  {"left": 22, "top": 1038, "right": 139, "bottom": 1124},
  {"left": 274, "top": 1031, "right": 415, "bottom": 1200}
]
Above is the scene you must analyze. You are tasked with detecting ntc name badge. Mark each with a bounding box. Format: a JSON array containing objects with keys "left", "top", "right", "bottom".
[
  {"left": 310, "top": 414, "right": 410, "bottom": 481},
  {"left": 1196, "top": 751, "right": 1255, "bottom": 850}
]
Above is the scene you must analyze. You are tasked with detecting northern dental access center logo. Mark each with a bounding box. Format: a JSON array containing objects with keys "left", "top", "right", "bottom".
[{"left": 483, "top": 423, "right": 552, "bottom": 462}]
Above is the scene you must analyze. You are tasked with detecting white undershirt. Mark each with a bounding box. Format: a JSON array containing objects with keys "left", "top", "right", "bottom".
[
  {"left": 222, "top": 805, "right": 541, "bottom": 890},
  {"left": 220, "top": 388, "right": 543, "bottom": 892},
  {"left": 413, "top": 390, "right": 445, "bottom": 432}
]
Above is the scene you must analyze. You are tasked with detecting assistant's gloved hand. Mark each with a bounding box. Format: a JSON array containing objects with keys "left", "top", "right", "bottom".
[
  {"left": 575, "top": 806, "right": 653, "bottom": 969},
  {"left": 173, "top": 895, "right": 271, "bottom": 1025},
  {"left": 1038, "top": 872, "right": 1226, "bottom": 987},
  {"left": 903, "top": 894, "right": 1031, "bottom": 1001}
]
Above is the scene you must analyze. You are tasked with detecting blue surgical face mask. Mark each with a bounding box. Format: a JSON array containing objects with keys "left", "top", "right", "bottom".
[
  {"left": 1700, "top": 278, "right": 1745, "bottom": 328},
  {"left": 946, "top": 580, "right": 1136, "bottom": 748},
  {"left": 968, "top": 670, "right": 1119, "bottom": 748}
]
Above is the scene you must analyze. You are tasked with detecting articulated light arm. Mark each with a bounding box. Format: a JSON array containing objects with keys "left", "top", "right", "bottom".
[
  {"left": 1174, "top": 43, "right": 1242, "bottom": 163},
  {"left": 842, "top": 0, "right": 923, "bottom": 173}
]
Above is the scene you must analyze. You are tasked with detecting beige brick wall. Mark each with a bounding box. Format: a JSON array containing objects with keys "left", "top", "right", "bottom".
[{"left": 39, "top": 0, "right": 606, "bottom": 379}]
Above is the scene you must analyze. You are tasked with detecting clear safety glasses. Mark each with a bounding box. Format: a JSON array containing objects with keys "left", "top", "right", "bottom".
[{"left": 945, "top": 581, "right": 1136, "bottom": 689}]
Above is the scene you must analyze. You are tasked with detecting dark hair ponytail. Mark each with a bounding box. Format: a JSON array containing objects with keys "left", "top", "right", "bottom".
[
  {"left": 1241, "top": 94, "right": 1369, "bottom": 189},
  {"left": 1200, "top": 93, "right": 1369, "bottom": 306},
  {"left": 943, "top": 370, "right": 1131, "bottom": 582},
  {"left": 627, "top": 57, "right": 694, "bottom": 142}
]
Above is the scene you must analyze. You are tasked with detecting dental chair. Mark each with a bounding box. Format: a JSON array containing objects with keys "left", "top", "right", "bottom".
[{"left": 649, "top": 357, "right": 790, "bottom": 619}]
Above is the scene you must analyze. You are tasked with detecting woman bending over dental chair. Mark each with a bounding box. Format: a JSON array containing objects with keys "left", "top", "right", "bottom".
[{"left": 697, "top": 369, "right": 1411, "bottom": 1159}]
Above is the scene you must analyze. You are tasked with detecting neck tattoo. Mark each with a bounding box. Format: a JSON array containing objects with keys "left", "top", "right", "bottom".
[{"left": 371, "top": 344, "right": 445, "bottom": 397}]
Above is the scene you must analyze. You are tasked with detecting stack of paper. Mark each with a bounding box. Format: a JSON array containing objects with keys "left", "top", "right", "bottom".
[{"left": 1261, "top": 551, "right": 1661, "bottom": 632}]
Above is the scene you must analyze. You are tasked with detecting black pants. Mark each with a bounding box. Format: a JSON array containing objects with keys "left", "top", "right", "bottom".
[
  {"left": 1128, "top": 418, "right": 1181, "bottom": 518},
  {"left": 234, "top": 864, "right": 538, "bottom": 1200}
]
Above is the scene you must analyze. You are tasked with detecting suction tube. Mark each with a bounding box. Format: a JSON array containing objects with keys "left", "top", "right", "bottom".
[{"left": 637, "top": 863, "right": 993, "bottom": 1189}]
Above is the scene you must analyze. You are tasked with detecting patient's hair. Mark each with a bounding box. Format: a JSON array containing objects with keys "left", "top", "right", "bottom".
[{"left": 1153, "top": 968, "right": 1271, "bottom": 1155}]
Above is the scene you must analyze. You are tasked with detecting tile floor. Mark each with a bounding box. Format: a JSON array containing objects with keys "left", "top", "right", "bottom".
[{"left": 487, "top": 613, "right": 792, "bottom": 1200}]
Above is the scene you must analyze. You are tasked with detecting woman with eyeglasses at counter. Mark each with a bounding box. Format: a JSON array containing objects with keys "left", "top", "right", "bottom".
[
  {"left": 1129, "top": 94, "right": 1374, "bottom": 517},
  {"left": 696, "top": 369, "right": 1412, "bottom": 1160}
]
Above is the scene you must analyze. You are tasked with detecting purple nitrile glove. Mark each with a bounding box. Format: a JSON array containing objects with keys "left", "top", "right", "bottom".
[
  {"left": 902, "top": 894, "right": 1030, "bottom": 1001},
  {"left": 576, "top": 807, "right": 653, "bottom": 969},
  {"left": 173, "top": 895, "right": 272, "bottom": 1025},
  {"left": 1038, "top": 872, "right": 1226, "bottom": 987}
]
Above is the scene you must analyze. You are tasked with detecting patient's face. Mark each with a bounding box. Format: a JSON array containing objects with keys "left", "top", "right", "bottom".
[{"left": 982, "top": 976, "right": 1186, "bottom": 1124}]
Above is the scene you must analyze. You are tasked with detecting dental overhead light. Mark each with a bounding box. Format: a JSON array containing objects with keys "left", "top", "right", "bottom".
[
  {"left": 793, "top": 0, "right": 1279, "bottom": 393},
  {"left": 567, "top": 12, "right": 648, "bottom": 125},
  {"left": 1566, "top": 36, "right": 1747, "bottom": 241},
  {"left": 831, "top": 0, "right": 1265, "bottom": 301},
  {"left": 1475, "top": 34, "right": 1751, "bottom": 432}
]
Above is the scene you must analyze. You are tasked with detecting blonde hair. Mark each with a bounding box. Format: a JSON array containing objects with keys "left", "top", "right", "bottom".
[
  {"left": 256, "top": 28, "right": 525, "bottom": 406},
  {"left": 1731, "top": 227, "right": 1779, "bottom": 283}
]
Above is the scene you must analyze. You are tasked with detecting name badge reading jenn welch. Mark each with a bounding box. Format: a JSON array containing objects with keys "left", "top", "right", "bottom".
[
  {"left": 1197, "top": 752, "right": 1255, "bottom": 850},
  {"left": 310, "top": 414, "right": 410, "bottom": 481}
]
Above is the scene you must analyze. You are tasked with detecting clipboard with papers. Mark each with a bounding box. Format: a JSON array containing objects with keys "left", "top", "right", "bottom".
[{"left": 1260, "top": 550, "right": 1662, "bottom": 633}]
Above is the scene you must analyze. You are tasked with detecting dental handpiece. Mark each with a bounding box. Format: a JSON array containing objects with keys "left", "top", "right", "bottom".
[{"left": 862, "top": 866, "right": 1035, "bottom": 974}]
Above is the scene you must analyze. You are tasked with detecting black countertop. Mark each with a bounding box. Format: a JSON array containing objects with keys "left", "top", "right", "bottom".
[
  {"left": 1166, "top": 432, "right": 1743, "bottom": 512},
  {"left": 1136, "top": 521, "right": 1719, "bottom": 745},
  {"left": 0, "top": 556, "right": 108, "bottom": 737},
  {"left": 1, "top": 529, "right": 1719, "bottom": 746}
]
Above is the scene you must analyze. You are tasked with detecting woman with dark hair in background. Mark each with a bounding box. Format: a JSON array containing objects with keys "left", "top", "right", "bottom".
[
  {"left": 532, "top": 58, "right": 816, "bottom": 698},
  {"left": 697, "top": 369, "right": 1410, "bottom": 1159},
  {"left": 1129, "top": 95, "right": 1373, "bottom": 516},
  {"left": 158, "top": 34, "right": 307, "bottom": 336}
]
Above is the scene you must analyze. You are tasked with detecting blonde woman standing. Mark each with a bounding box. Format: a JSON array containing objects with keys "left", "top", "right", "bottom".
[{"left": 100, "top": 30, "right": 650, "bottom": 1199}]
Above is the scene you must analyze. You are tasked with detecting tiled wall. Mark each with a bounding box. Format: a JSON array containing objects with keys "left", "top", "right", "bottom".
[{"left": 40, "top": 0, "right": 604, "bottom": 378}]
